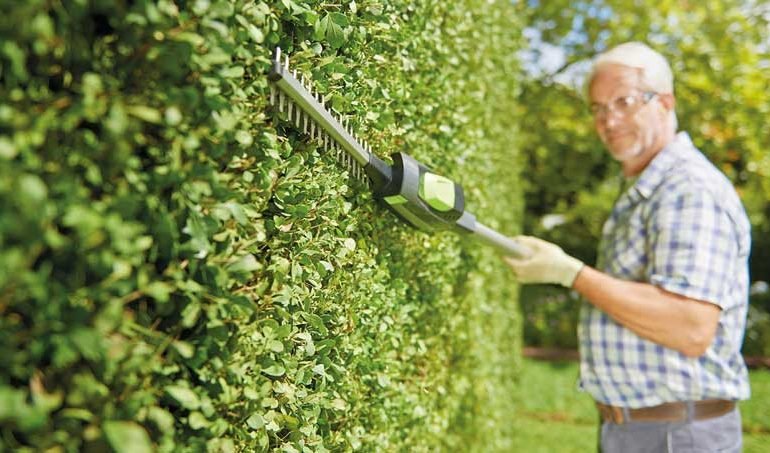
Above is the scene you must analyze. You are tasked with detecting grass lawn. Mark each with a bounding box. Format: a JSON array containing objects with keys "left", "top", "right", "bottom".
[{"left": 512, "top": 358, "right": 770, "bottom": 452}]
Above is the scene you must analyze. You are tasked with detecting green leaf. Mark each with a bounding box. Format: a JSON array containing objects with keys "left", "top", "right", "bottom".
[
  {"left": 103, "top": 421, "right": 153, "bottom": 453},
  {"left": 329, "top": 12, "right": 349, "bottom": 26},
  {"left": 246, "top": 413, "right": 264, "bottom": 430},
  {"left": 0, "top": 136, "right": 17, "bottom": 159},
  {"left": 235, "top": 130, "right": 253, "bottom": 146},
  {"left": 17, "top": 174, "right": 47, "bottom": 203},
  {"left": 188, "top": 411, "right": 210, "bottom": 429},
  {"left": 60, "top": 408, "right": 94, "bottom": 422},
  {"left": 225, "top": 202, "right": 248, "bottom": 225},
  {"left": 51, "top": 339, "right": 79, "bottom": 368},
  {"left": 183, "top": 212, "right": 211, "bottom": 257},
  {"left": 144, "top": 281, "right": 173, "bottom": 303},
  {"left": 173, "top": 31, "right": 206, "bottom": 46},
  {"left": 247, "top": 24, "right": 265, "bottom": 43},
  {"left": 0, "top": 386, "right": 29, "bottom": 420},
  {"left": 165, "top": 385, "right": 201, "bottom": 410},
  {"left": 228, "top": 254, "right": 262, "bottom": 274},
  {"left": 126, "top": 105, "right": 162, "bottom": 124},
  {"left": 301, "top": 312, "right": 328, "bottom": 336},
  {"left": 317, "top": 260, "right": 334, "bottom": 276},
  {"left": 69, "top": 327, "right": 105, "bottom": 362},
  {"left": 316, "top": 13, "right": 347, "bottom": 48},
  {"left": 62, "top": 205, "right": 103, "bottom": 236},
  {"left": 181, "top": 301, "right": 202, "bottom": 328},
  {"left": 220, "top": 66, "right": 245, "bottom": 78},
  {"left": 207, "top": 438, "right": 236, "bottom": 453},
  {"left": 147, "top": 407, "right": 175, "bottom": 432},
  {"left": 326, "top": 19, "right": 345, "bottom": 48},
  {"left": 172, "top": 340, "right": 195, "bottom": 358},
  {"left": 267, "top": 339, "right": 284, "bottom": 353},
  {"left": 2, "top": 41, "right": 28, "bottom": 80},
  {"left": 165, "top": 106, "right": 183, "bottom": 125},
  {"left": 261, "top": 365, "right": 285, "bottom": 377},
  {"left": 331, "top": 398, "right": 347, "bottom": 411},
  {"left": 313, "top": 15, "right": 329, "bottom": 41}
]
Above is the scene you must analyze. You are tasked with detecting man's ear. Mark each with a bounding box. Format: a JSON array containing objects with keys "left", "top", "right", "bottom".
[{"left": 658, "top": 93, "right": 676, "bottom": 111}]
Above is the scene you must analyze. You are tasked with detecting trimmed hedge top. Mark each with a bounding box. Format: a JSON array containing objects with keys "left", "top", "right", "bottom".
[{"left": 1, "top": 1, "right": 525, "bottom": 451}]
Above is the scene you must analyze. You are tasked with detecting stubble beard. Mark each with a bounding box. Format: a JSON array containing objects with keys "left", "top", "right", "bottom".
[{"left": 607, "top": 127, "right": 655, "bottom": 164}]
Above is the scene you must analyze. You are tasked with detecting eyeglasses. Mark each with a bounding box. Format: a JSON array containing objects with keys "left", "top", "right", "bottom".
[{"left": 589, "top": 91, "right": 658, "bottom": 119}]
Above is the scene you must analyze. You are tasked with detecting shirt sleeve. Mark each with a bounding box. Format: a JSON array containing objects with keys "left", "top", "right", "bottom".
[{"left": 648, "top": 185, "right": 739, "bottom": 309}]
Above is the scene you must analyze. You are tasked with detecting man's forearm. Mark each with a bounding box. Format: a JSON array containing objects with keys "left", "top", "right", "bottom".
[{"left": 571, "top": 266, "right": 721, "bottom": 357}]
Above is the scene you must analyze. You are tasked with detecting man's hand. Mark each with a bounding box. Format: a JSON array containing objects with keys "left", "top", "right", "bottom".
[{"left": 503, "top": 236, "right": 584, "bottom": 287}]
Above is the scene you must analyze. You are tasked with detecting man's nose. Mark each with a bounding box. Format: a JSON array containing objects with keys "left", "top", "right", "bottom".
[{"left": 600, "top": 110, "right": 623, "bottom": 128}]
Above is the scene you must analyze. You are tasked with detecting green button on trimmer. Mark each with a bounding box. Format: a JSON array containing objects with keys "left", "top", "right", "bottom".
[{"left": 419, "top": 172, "right": 456, "bottom": 211}]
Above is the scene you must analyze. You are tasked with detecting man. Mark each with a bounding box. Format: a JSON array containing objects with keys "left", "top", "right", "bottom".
[{"left": 505, "top": 42, "right": 751, "bottom": 452}]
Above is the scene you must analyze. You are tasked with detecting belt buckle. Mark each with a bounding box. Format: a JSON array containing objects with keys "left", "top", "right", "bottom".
[
  {"left": 598, "top": 404, "right": 625, "bottom": 424},
  {"left": 610, "top": 406, "right": 624, "bottom": 424}
]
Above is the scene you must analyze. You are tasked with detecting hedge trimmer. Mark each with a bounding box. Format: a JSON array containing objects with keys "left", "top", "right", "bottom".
[{"left": 267, "top": 48, "right": 530, "bottom": 258}]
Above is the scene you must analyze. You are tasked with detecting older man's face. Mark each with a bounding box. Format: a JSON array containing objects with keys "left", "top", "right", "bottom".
[{"left": 589, "top": 64, "right": 667, "bottom": 165}]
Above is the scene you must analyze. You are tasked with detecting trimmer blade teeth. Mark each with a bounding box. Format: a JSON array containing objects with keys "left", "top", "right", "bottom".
[
  {"left": 269, "top": 47, "right": 372, "bottom": 187},
  {"left": 345, "top": 159, "right": 368, "bottom": 187}
]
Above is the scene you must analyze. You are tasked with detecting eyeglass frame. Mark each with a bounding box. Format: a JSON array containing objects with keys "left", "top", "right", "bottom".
[{"left": 589, "top": 91, "right": 658, "bottom": 120}]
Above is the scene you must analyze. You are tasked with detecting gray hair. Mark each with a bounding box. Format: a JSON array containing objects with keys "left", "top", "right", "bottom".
[{"left": 585, "top": 42, "right": 677, "bottom": 131}]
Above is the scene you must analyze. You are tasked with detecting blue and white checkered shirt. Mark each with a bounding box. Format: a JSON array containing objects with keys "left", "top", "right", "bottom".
[{"left": 578, "top": 132, "right": 751, "bottom": 408}]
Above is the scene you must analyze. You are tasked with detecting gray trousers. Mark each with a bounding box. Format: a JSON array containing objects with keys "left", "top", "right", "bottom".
[{"left": 599, "top": 407, "right": 742, "bottom": 453}]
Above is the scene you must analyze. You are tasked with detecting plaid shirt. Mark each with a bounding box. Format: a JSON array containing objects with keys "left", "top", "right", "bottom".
[{"left": 578, "top": 132, "right": 751, "bottom": 408}]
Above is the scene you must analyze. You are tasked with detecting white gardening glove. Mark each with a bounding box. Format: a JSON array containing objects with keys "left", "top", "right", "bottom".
[{"left": 503, "top": 236, "right": 584, "bottom": 287}]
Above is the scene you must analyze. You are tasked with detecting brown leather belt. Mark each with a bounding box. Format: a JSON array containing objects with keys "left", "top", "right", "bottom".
[{"left": 596, "top": 399, "right": 735, "bottom": 425}]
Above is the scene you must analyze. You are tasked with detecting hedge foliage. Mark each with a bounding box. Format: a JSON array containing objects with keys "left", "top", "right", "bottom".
[{"left": 0, "top": 0, "right": 525, "bottom": 451}]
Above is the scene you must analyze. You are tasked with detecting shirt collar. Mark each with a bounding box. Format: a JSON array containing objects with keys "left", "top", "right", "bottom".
[{"left": 627, "top": 131, "right": 693, "bottom": 200}]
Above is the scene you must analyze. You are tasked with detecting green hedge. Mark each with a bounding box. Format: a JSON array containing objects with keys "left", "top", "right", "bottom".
[{"left": 0, "top": 1, "right": 524, "bottom": 451}]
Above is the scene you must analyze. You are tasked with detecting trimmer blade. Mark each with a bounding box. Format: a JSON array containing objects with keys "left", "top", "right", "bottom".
[{"left": 268, "top": 47, "right": 373, "bottom": 187}]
